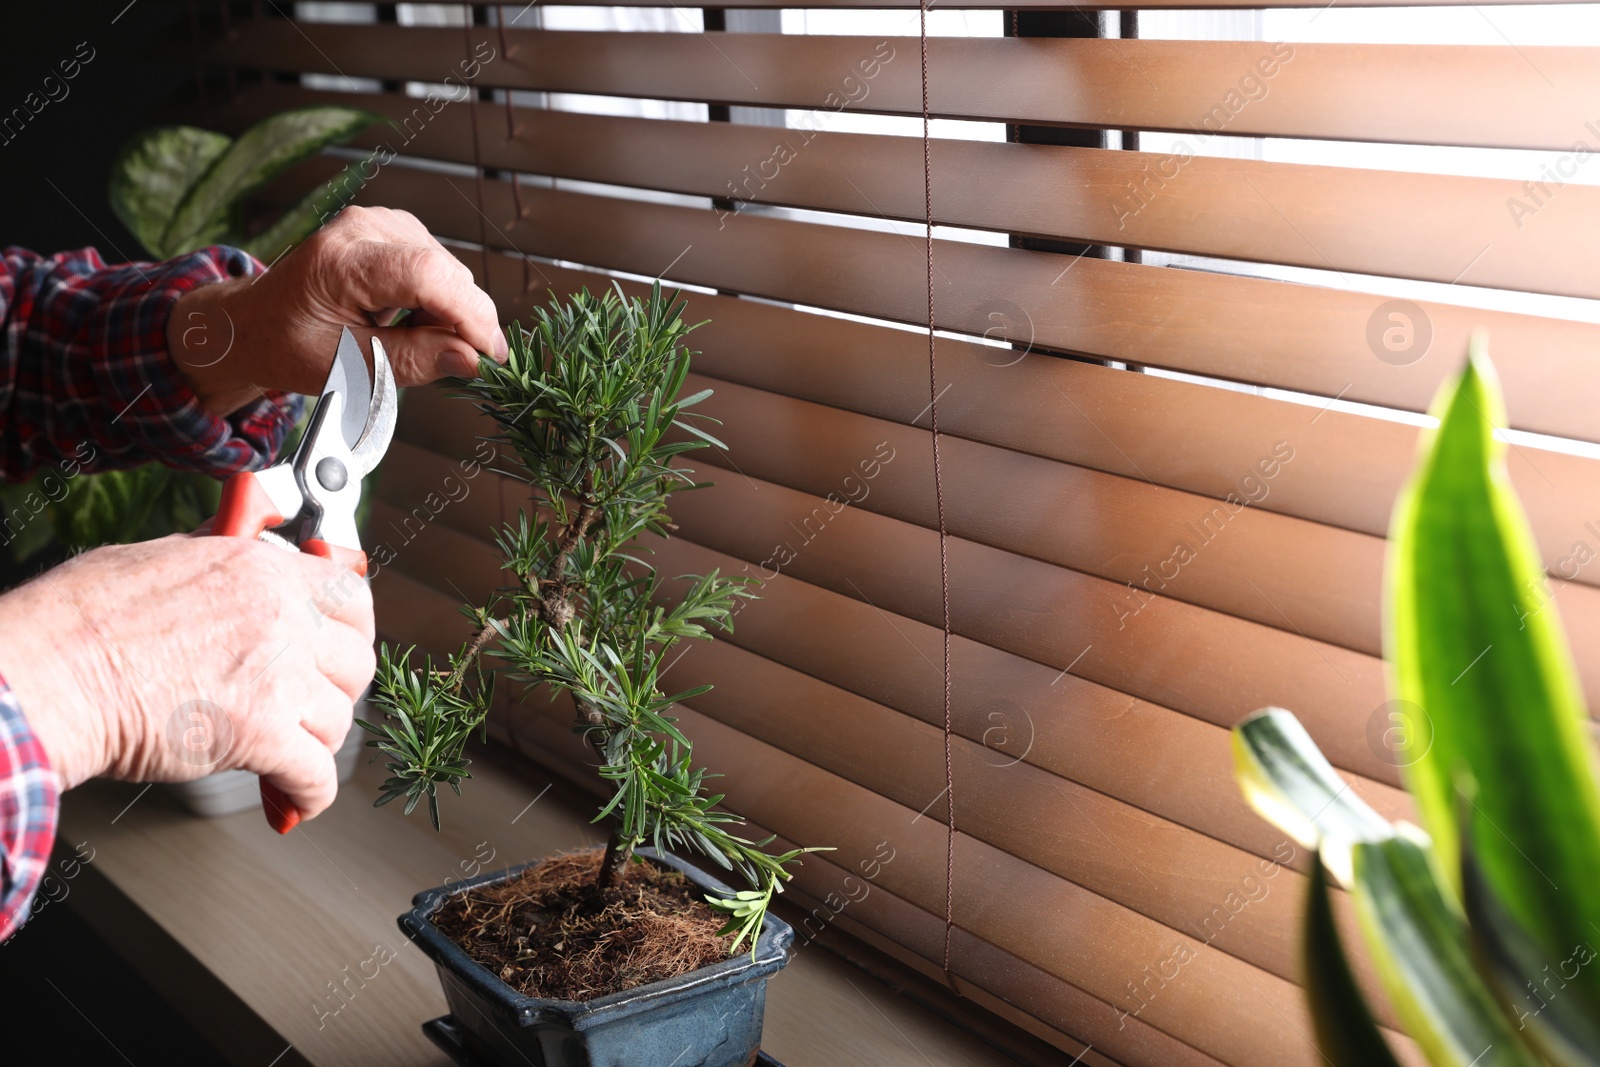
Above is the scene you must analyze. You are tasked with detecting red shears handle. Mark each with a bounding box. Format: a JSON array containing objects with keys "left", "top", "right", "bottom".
[{"left": 212, "top": 471, "right": 368, "bottom": 834}]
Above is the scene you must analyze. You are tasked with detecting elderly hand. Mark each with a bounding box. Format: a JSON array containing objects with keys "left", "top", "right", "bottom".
[
  {"left": 0, "top": 533, "right": 375, "bottom": 819},
  {"left": 166, "top": 206, "right": 509, "bottom": 416}
]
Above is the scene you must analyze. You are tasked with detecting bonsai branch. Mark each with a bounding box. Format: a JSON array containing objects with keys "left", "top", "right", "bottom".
[
  {"left": 538, "top": 498, "right": 598, "bottom": 629},
  {"left": 447, "top": 617, "right": 509, "bottom": 695}
]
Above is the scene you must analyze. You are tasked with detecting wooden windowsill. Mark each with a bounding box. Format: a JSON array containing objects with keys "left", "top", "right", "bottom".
[{"left": 58, "top": 752, "right": 1019, "bottom": 1067}]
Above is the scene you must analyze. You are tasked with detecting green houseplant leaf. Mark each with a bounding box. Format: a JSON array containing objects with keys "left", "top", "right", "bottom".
[
  {"left": 1234, "top": 709, "right": 1541, "bottom": 1067},
  {"left": 1303, "top": 846, "right": 1403, "bottom": 1067},
  {"left": 1462, "top": 824, "right": 1600, "bottom": 1067},
  {"left": 108, "top": 126, "right": 232, "bottom": 259},
  {"left": 1231, "top": 705, "right": 1391, "bottom": 884},
  {"left": 1232, "top": 342, "right": 1600, "bottom": 1066},
  {"left": 1387, "top": 336, "right": 1600, "bottom": 1008},
  {"left": 49, "top": 465, "right": 223, "bottom": 551},
  {"left": 1351, "top": 833, "right": 1539, "bottom": 1067},
  {"left": 241, "top": 154, "right": 372, "bottom": 264},
  {"left": 161, "top": 105, "right": 380, "bottom": 256},
  {"left": 0, "top": 475, "right": 63, "bottom": 562}
]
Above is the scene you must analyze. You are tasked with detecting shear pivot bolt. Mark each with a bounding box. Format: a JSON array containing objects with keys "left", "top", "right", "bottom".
[{"left": 316, "top": 457, "right": 348, "bottom": 492}]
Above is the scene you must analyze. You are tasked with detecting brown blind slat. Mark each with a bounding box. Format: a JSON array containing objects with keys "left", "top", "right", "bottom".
[
  {"left": 230, "top": 83, "right": 1600, "bottom": 299},
  {"left": 949, "top": 930, "right": 1226, "bottom": 1067},
  {"left": 458, "top": 251, "right": 1600, "bottom": 584},
  {"left": 670, "top": 636, "right": 1396, "bottom": 1014},
  {"left": 218, "top": 22, "right": 1600, "bottom": 150},
  {"left": 664, "top": 463, "right": 1362, "bottom": 774},
  {"left": 684, "top": 375, "right": 1386, "bottom": 655},
  {"left": 262, "top": 162, "right": 1600, "bottom": 445}
]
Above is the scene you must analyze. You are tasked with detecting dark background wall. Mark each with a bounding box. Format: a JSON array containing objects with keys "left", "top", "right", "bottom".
[{"left": 0, "top": 1, "right": 199, "bottom": 257}]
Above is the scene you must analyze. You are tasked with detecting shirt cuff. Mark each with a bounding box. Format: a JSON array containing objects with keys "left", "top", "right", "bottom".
[
  {"left": 91, "top": 246, "right": 303, "bottom": 476},
  {"left": 0, "top": 678, "right": 59, "bottom": 942}
]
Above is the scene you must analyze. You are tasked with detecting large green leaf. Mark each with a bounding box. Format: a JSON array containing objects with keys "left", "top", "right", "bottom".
[
  {"left": 161, "top": 106, "right": 380, "bottom": 256},
  {"left": 107, "top": 126, "right": 232, "bottom": 259},
  {"left": 1462, "top": 822, "right": 1600, "bottom": 1067},
  {"left": 1351, "top": 834, "right": 1539, "bottom": 1067},
  {"left": 1303, "top": 846, "right": 1404, "bottom": 1067},
  {"left": 48, "top": 466, "right": 223, "bottom": 550},
  {"left": 1386, "top": 337, "right": 1600, "bottom": 997},
  {"left": 0, "top": 475, "right": 62, "bottom": 562},
  {"left": 1231, "top": 707, "right": 1392, "bottom": 884},
  {"left": 242, "top": 152, "right": 375, "bottom": 264},
  {"left": 1234, "top": 709, "right": 1541, "bottom": 1067}
]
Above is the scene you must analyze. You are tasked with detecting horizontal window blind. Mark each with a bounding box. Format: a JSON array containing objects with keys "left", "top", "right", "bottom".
[{"left": 207, "top": 3, "right": 1600, "bottom": 1065}]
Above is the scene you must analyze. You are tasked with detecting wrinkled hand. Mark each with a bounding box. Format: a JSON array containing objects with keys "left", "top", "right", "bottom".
[
  {"left": 0, "top": 534, "right": 375, "bottom": 820},
  {"left": 167, "top": 205, "right": 509, "bottom": 416}
]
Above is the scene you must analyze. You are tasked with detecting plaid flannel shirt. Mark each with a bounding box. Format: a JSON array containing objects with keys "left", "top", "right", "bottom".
[
  {"left": 0, "top": 244, "right": 302, "bottom": 940},
  {"left": 0, "top": 682, "right": 54, "bottom": 942}
]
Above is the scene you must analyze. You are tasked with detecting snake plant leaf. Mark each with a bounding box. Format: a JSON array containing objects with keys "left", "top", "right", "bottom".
[
  {"left": 1386, "top": 337, "right": 1600, "bottom": 998},
  {"left": 1350, "top": 833, "right": 1542, "bottom": 1067},
  {"left": 107, "top": 126, "right": 232, "bottom": 259},
  {"left": 1303, "top": 846, "right": 1404, "bottom": 1067},
  {"left": 1232, "top": 708, "right": 1392, "bottom": 884},
  {"left": 1234, "top": 709, "right": 1543, "bottom": 1066},
  {"left": 162, "top": 106, "right": 381, "bottom": 256},
  {"left": 1462, "top": 819, "right": 1600, "bottom": 1067}
]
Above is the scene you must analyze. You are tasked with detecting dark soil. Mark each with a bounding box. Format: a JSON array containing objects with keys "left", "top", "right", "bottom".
[{"left": 431, "top": 848, "right": 735, "bottom": 1001}]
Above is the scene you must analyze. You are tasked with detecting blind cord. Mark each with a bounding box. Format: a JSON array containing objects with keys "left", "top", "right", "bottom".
[
  {"left": 464, "top": 13, "right": 492, "bottom": 285},
  {"left": 919, "top": 0, "right": 958, "bottom": 986}
]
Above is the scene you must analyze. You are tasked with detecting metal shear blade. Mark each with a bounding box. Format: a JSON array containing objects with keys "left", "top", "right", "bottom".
[
  {"left": 248, "top": 328, "right": 395, "bottom": 553},
  {"left": 287, "top": 328, "right": 397, "bottom": 549},
  {"left": 308, "top": 326, "right": 396, "bottom": 481}
]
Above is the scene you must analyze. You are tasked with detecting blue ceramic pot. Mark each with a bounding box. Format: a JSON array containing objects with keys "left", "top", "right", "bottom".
[{"left": 400, "top": 848, "right": 793, "bottom": 1067}]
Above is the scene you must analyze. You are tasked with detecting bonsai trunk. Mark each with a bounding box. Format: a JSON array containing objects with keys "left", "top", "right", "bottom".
[
  {"left": 575, "top": 695, "right": 632, "bottom": 897},
  {"left": 594, "top": 829, "right": 634, "bottom": 894}
]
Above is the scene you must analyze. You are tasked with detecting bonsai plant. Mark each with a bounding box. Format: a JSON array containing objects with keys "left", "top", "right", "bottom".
[
  {"left": 1230, "top": 337, "right": 1600, "bottom": 1065},
  {"left": 367, "top": 284, "right": 823, "bottom": 1065}
]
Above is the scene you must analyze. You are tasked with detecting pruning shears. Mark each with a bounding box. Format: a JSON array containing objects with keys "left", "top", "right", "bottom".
[{"left": 208, "top": 326, "right": 397, "bottom": 834}]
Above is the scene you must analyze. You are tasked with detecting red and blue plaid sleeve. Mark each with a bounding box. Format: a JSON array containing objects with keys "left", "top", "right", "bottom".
[
  {"left": 0, "top": 677, "right": 58, "bottom": 942},
  {"left": 0, "top": 245, "right": 303, "bottom": 481}
]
